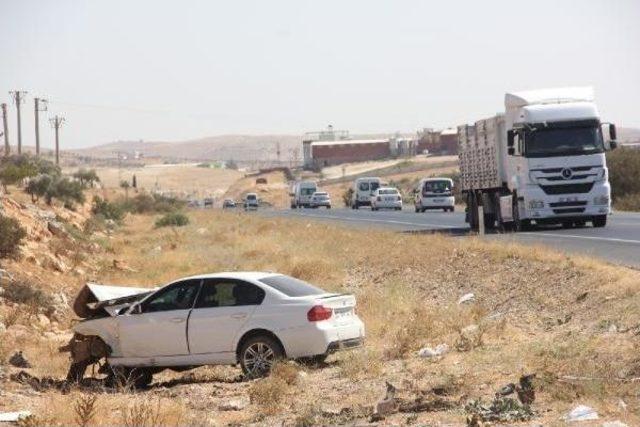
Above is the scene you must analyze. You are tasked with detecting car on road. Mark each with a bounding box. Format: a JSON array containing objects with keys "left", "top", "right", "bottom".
[
  {"left": 204, "top": 198, "right": 214, "bottom": 208},
  {"left": 244, "top": 193, "right": 259, "bottom": 211},
  {"left": 309, "top": 191, "right": 331, "bottom": 209},
  {"left": 352, "top": 177, "right": 384, "bottom": 209},
  {"left": 63, "top": 272, "right": 365, "bottom": 385},
  {"left": 371, "top": 187, "right": 402, "bottom": 211},
  {"left": 222, "top": 199, "right": 236, "bottom": 209},
  {"left": 414, "top": 177, "right": 455, "bottom": 212}
]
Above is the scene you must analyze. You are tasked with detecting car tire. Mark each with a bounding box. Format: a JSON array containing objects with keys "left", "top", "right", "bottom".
[
  {"left": 240, "top": 335, "right": 284, "bottom": 378},
  {"left": 592, "top": 215, "right": 607, "bottom": 228}
]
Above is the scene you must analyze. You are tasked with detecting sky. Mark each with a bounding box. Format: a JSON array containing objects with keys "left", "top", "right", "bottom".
[{"left": 0, "top": 0, "right": 639, "bottom": 149}]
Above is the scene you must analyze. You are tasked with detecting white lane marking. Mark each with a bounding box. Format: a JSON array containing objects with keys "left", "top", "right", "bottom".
[
  {"left": 519, "top": 232, "right": 640, "bottom": 245},
  {"left": 284, "top": 211, "right": 457, "bottom": 229}
]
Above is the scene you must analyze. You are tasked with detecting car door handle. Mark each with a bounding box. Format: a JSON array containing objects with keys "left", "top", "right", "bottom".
[
  {"left": 231, "top": 313, "right": 247, "bottom": 319},
  {"left": 170, "top": 317, "right": 185, "bottom": 323}
]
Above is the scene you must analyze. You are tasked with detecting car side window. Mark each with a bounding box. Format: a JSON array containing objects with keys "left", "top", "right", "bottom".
[
  {"left": 359, "top": 182, "right": 369, "bottom": 191},
  {"left": 195, "top": 279, "right": 265, "bottom": 308},
  {"left": 142, "top": 279, "right": 201, "bottom": 313}
]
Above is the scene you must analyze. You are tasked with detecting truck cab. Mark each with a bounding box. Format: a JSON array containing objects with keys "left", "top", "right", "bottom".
[{"left": 459, "top": 87, "right": 617, "bottom": 231}]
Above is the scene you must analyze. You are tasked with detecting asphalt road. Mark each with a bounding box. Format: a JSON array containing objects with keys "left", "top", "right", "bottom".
[{"left": 263, "top": 207, "right": 640, "bottom": 268}]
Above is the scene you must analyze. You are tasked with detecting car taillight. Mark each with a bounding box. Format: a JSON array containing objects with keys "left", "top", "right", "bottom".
[{"left": 307, "top": 305, "right": 332, "bottom": 322}]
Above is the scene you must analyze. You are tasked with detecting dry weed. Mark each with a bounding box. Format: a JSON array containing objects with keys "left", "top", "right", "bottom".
[
  {"left": 73, "top": 394, "right": 98, "bottom": 427},
  {"left": 339, "top": 348, "right": 383, "bottom": 380},
  {"left": 248, "top": 376, "right": 290, "bottom": 414}
]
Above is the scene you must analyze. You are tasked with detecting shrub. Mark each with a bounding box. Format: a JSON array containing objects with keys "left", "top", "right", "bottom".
[
  {"left": 155, "top": 212, "right": 189, "bottom": 228},
  {"left": 2, "top": 280, "right": 52, "bottom": 308},
  {"left": 608, "top": 148, "right": 640, "bottom": 210},
  {"left": 248, "top": 376, "right": 289, "bottom": 413},
  {"left": 0, "top": 155, "right": 59, "bottom": 193},
  {"left": 0, "top": 214, "right": 26, "bottom": 258},
  {"left": 342, "top": 187, "right": 353, "bottom": 207},
  {"left": 91, "top": 196, "right": 125, "bottom": 221},
  {"left": 130, "top": 193, "right": 185, "bottom": 214}
]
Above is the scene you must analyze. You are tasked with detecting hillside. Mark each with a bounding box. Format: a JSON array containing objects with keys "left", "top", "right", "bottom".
[{"left": 0, "top": 190, "right": 638, "bottom": 425}]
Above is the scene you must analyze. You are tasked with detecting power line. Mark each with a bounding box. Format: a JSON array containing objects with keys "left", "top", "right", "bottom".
[
  {"left": 1, "top": 103, "right": 9, "bottom": 157},
  {"left": 34, "top": 98, "right": 48, "bottom": 156},
  {"left": 49, "top": 115, "right": 65, "bottom": 165},
  {"left": 9, "top": 91, "right": 27, "bottom": 154}
]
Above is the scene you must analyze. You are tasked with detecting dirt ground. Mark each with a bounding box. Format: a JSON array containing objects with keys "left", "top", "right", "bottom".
[
  {"left": 1, "top": 200, "right": 639, "bottom": 426},
  {"left": 66, "top": 163, "right": 243, "bottom": 199}
]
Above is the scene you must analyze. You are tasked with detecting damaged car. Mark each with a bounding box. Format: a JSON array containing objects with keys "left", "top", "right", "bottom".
[{"left": 61, "top": 272, "right": 365, "bottom": 386}]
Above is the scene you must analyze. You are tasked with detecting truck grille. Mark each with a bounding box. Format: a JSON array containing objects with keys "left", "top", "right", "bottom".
[
  {"left": 552, "top": 208, "right": 586, "bottom": 214},
  {"left": 540, "top": 183, "right": 594, "bottom": 195},
  {"left": 549, "top": 201, "right": 588, "bottom": 207}
]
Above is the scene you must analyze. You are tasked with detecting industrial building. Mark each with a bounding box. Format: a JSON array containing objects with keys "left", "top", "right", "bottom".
[{"left": 416, "top": 128, "right": 458, "bottom": 155}]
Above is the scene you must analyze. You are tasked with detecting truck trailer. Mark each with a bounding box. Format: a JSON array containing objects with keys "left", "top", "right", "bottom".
[{"left": 458, "top": 87, "right": 617, "bottom": 231}]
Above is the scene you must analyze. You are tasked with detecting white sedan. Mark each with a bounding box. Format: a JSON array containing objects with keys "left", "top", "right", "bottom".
[
  {"left": 371, "top": 187, "right": 403, "bottom": 211},
  {"left": 62, "top": 272, "right": 365, "bottom": 385}
]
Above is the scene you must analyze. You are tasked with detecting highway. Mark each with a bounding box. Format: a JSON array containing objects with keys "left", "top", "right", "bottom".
[{"left": 263, "top": 208, "right": 640, "bottom": 268}]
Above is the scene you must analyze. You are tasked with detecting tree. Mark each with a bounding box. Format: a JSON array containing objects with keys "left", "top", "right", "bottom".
[
  {"left": 120, "top": 180, "right": 131, "bottom": 200},
  {"left": 73, "top": 168, "right": 100, "bottom": 188},
  {"left": 132, "top": 174, "right": 137, "bottom": 189},
  {"left": 25, "top": 174, "right": 53, "bottom": 203},
  {"left": 45, "top": 177, "right": 85, "bottom": 208}
]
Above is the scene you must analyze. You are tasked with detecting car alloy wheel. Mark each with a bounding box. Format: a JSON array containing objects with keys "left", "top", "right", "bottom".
[{"left": 242, "top": 341, "right": 277, "bottom": 377}]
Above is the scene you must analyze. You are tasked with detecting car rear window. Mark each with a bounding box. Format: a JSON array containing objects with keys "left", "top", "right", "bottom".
[
  {"left": 259, "top": 275, "right": 326, "bottom": 297},
  {"left": 380, "top": 189, "right": 398, "bottom": 195}
]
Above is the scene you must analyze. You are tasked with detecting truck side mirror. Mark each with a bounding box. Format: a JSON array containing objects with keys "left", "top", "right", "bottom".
[{"left": 609, "top": 124, "right": 617, "bottom": 149}]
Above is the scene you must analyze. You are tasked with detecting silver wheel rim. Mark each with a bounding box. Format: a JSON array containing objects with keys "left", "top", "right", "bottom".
[{"left": 243, "top": 342, "right": 275, "bottom": 375}]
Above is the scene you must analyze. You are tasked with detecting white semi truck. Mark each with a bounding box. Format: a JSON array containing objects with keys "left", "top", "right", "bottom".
[{"left": 458, "top": 87, "right": 618, "bottom": 231}]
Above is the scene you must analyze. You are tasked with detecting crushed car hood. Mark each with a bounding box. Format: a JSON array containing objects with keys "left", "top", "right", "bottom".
[{"left": 73, "top": 283, "right": 157, "bottom": 319}]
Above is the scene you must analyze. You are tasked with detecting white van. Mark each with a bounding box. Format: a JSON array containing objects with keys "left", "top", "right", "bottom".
[
  {"left": 414, "top": 177, "right": 455, "bottom": 212},
  {"left": 351, "top": 177, "right": 384, "bottom": 209},
  {"left": 290, "top": 181, "right": 318, "bottom": 208}
]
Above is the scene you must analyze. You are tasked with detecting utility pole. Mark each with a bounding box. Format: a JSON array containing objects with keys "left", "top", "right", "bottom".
[
  {"left": 49, "top": 115, "right": 65, "bottom": 165},
  {"left": 1, "top": 103, "right": 9, "bottom": 156},
  {"left": 9, "top": 91, "right": 27, "bottom": 154},
  {"left": 34, "top": 98, "right": 48, "bottom": 156}
]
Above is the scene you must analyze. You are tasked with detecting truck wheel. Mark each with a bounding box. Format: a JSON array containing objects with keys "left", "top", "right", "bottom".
[
  {"left": 354, "top": 202, "right": 359, "bottom": 210},
  {"left": 592, "top": 215, "right": 607, "bottom": 228},
  {"left": 468, "top": 193, "right": 479, "bottom": 232},
  {"left": 450, "top": 206, "right": 455, "bottom": 213},
  {"left": 512, "top": 198, "right": 530, "bottom": 232},
  {"left": 483, "top": 213, "right": 496, "bottom": 230},
  {"left": 240, "top": 335, "right": 284, "bottom": 378}
]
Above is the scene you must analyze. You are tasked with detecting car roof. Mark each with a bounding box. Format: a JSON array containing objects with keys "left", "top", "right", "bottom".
[
  {"left": 175, "top": 271, "right": 280, "bottom": 282},
  {"left": 423, "top": 177, "right": 453, "bottom": 182},
  {"left": 377, "top": 187, "right": 398, "bottom": 191},
  {"left": 356, "top": 177, "right": 381, "bottom": 182}
]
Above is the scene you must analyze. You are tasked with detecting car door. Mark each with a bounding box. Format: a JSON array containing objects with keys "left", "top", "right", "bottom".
[
  {"left": 117, "top": 279, "right": 201, "bottom": 358},
  {"left": 188, "top": 279, "right": 265, "bottom": 355}
]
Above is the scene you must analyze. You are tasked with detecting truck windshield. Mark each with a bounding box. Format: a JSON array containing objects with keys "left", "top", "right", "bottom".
[{"left": 525, "top": 126, "right": 604, "bottom": 158}]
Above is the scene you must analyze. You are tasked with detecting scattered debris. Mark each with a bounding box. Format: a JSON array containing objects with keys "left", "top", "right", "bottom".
[
  {"left": 0, "top": 411, "right": 32, "bottom": 423},
  {"left": 465, "top": 396, "right": 534, "bottom": 423},
  {"left": 417, "top": 344, "right": 449, "bottom": 358},
  {"left": 602, "top": 421, "right": 628, "bottom": 427},
  {"left": 458, "top": 293, "right": 475, "bottom": 304},
  {"left": 219, "top": 398, "right": 250, "bottom": 411},
  {"left": 564, "top": 405, "right": 599, "bottom": 422},
  {"left": 9, "top": 351, "right": 32, "bottom": 368}
]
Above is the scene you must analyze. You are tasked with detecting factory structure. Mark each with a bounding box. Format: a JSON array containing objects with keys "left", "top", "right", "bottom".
[{"left": 302, "top": 125, "right": 457, "bottom": 169}]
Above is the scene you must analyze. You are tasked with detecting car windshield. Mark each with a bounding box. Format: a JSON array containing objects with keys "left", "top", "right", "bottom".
[
  {"left": 301, "top": 187, "right": 316, "bottom": 195},
  {"left": 525, "top": 125, "right": 604, "bottom": 158},
  {"left": 246, "top": 195, "right": 256, "bottom": 200},
  {"left": 424, "top": 181, "right": 451, "bottom": 192},
  {"left": 259, "top": 275, "right": 326, "bottom": 297}
]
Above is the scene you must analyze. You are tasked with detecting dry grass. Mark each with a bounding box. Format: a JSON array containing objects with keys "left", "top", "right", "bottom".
[{"left": 3, "top": 207, "right": 640, "bottom": 425}]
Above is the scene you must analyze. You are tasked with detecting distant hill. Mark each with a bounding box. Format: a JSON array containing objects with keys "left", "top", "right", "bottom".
[{"left": 71, "top": 133, "right": 410, "bottom": 162}]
